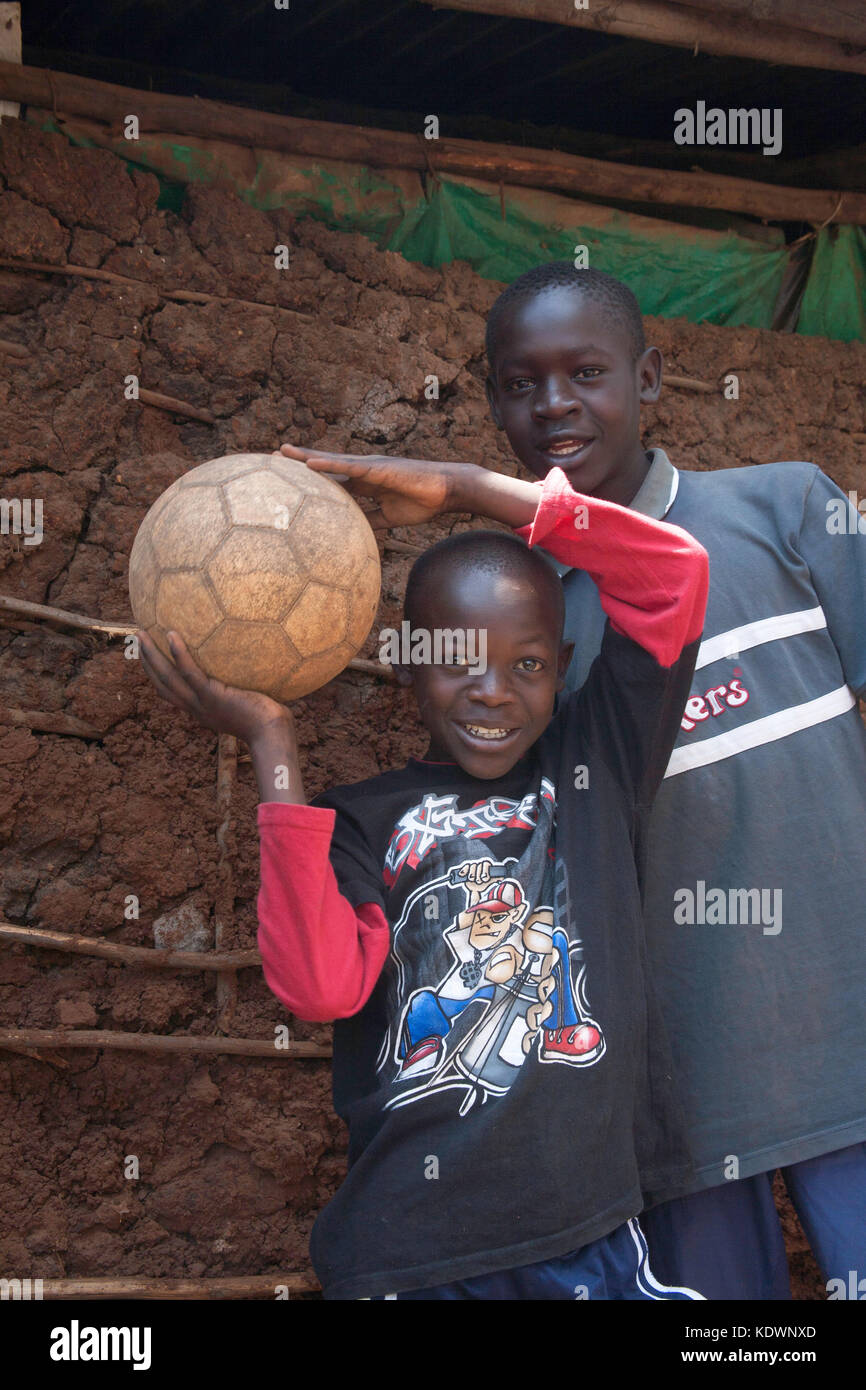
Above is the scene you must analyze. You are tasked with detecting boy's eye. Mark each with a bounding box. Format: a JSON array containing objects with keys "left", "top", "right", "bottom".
[
  {"left": 504, "top": 368, "right": 601, "bottom": 391},
  {"left": 516, "top": 658, "right": 544, "bottom": 673}
]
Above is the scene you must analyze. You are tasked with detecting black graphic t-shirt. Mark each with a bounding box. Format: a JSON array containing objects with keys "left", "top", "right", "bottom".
[{"left": 309, "top": 624, "right": 701, "bottom": 1299}]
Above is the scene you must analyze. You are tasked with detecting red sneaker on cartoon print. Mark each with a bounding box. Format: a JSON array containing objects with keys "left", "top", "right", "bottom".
[
  {"left": 540, "top": 1023, "right": 603, "bottom": 1063},
  {"left": 400, "top": 1036, "right": 443, "bottom": 1079}
]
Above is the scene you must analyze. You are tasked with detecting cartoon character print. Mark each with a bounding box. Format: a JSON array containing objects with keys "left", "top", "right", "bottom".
[{"left": 384, "top": 857, "right": 605, "bottom": 1117}]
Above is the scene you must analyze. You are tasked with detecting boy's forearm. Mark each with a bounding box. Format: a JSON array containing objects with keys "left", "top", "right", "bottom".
[
  {"left": 456, "top": 462, "right": 707, "bottom": 666},
  {"left": 451, "top": 465, "right": 541, "bottom": 527},
  {"left": 251, "top": 728, "right": 307, "bottom": 804}
]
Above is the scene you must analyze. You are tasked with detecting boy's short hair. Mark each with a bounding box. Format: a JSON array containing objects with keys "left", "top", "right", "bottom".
[
  {"left": 405, "top": 529, "right": 565, "bottom": 639},
  {"left": 486, "top": 263, "right": 646, "bottom": 369}
]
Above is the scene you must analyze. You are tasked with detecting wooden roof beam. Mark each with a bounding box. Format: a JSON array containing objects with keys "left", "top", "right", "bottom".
[
  {"left": 666, "top": 0, "right": 866, "bottom": 48},
  {"left": 419, "top": 0, "right": 866, "bottom": 75},
  {"left": 2, "top": 60, "right": 865, "bottom": 223}
]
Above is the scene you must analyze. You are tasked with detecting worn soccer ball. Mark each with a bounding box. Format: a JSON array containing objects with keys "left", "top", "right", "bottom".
[{"left": 128, "top": 452, "right": 381, "bottom": 702}]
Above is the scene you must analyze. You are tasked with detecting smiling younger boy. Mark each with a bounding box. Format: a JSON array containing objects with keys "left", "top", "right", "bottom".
[
  {"left": 282, "top": 262, "right": 866, "bottom": 1300},
  {"left": 139, "top": 447, "right": 708, "bottom": 1299}
]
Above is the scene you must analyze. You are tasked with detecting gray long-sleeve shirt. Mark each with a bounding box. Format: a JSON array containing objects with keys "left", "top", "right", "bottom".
[{"left": 549, "top": 449, "right": 866, "bottom": 1190}]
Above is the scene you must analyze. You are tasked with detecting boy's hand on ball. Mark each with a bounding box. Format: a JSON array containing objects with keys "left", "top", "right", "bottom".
[
  {"left": 280, "top": 442, "right": 477, "bottom": 527},
  {"left": 138, "top": 629, "right": 296, "bottom": 749}
]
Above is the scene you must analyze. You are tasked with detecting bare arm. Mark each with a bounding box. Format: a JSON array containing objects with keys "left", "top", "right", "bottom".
[{"left": 280, "top": 442, "right": 540, "bottom": 529}]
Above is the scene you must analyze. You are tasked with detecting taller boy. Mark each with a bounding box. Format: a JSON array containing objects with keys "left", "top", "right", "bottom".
[{"left": 283, "top": 263, "right": 866, "bottom": 1299}]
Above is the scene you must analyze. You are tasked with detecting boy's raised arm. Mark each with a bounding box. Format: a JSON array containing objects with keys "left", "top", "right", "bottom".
[
  {"left": 280, "top": 443, "right": 540, "bottom": 529},
  {"left": 518, "top": 467, "right": 708, "bottom": 669},
  {"left": 520, "top": 469, "right": 708, "bottom": 811},
  {"left": 283, "top": 445, "right": 707, "bottom": 666}
]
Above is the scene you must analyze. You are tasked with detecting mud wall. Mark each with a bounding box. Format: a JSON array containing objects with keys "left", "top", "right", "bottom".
[{"left": 1, "top": 122, "right": 864, "bottom": 1298}]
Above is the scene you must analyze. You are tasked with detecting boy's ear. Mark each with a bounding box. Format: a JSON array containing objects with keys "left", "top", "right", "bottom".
[
  {"left": 638, "top": 346, "right": 663, "bottom": 404},
  {"left": 556, "top": 641, "right": 575, "bottom": 690},
  {"left": 485, "top": 374, "right": 504, "bottom": 429}
]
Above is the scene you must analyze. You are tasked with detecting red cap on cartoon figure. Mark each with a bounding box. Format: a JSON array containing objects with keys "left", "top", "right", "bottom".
[{"left": 465, "top": 879, "right": 524, "bottom": 914}]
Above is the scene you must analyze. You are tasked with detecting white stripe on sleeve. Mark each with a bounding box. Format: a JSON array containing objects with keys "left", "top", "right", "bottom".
[
  {"left": 665, "top": 684, "right": 857, "bottom": 778},
  {"left": 695, "top": 606, "right": 827, "bottom": 671}
]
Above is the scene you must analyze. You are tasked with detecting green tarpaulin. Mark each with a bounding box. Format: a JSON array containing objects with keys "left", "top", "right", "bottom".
[
  {"left": 27, "top": 112, "right": 864, "bottom": 341},
  {"left": 384, "top": 177, "right": 789, "bottom": 328},
  {"left": 798, "top": 226, "right": 866, "bottom": 343}
]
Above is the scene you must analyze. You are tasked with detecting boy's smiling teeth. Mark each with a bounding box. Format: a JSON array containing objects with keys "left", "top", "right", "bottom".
[
  {"left": 545, "top": 438, "right": 591, "bottom": 456},
  {"left": 462, "top": 723, "right": 514, "bottom": 740}
]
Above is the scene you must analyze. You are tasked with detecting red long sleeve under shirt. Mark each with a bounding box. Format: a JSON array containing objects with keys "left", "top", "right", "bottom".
[{"left": 256, "top": 467, "right": 708, "bottom": 1021}]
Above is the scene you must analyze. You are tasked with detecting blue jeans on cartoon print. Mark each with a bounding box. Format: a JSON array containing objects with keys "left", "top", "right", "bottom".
[
  {"left": 546, "top": 928, "right": 581, "bottom": 1029},
  {"left": 400, "top": 984, "right": 494, "bottom": 1055}
]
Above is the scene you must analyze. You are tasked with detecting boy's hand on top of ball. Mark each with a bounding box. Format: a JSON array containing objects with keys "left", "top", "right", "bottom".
[
  {"left": 138, "top": 629, "right": 296, "bottom": 751},
  {"left": 280, "top": 442, "right": 478, "bottom": 528}
]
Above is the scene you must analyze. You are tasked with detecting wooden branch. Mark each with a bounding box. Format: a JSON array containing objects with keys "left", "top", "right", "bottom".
[
  {"left": 0, "top": 1043, "right": 69, "bottom": 1068},
  {"left": 0, "top": 253, "right": 153, "bottom": 289},
  {"left": 214, "top": 733, "right": 239, "bottom": 1030},
  {"left": 664, "top": 373, "right": 716, "bottom": 393},
  {"left": 347, "top": 656, "right": 394, "bottom": 678},
  {"left": 0, "top": 1028, "right": 332, "bottom": 1058},
  {"left": 0, "top": 921, "right": 261, "bottom": 970},
  {"left": 0, "top": 596, "right": 396, "bottom": 685},
  {"left": 0, "top": 593, "right": 132, "bottom": 635},
  {"left": 30, "top": 1274, "right": 318, "bottom": 1300},
  {"left": 665, "top": 0, "right": 866, "bottom": 47},
  {"left": 0, "top": 337, "right": 27, "bottom": 357},
  {"left": 0, "top": 62, "right": 863, "bottom": 223},
  {"left": 136, "top": 387, "right": 216, "bottom": 427},
  {"left": 0, "top": 256, "right": 315, "bottom": 318},
  {"left": 0, "top": 704, "right": 101, "bottom": 737},
  {"left": 383, "top": 538, "right": 425, "bottom": 556},
  {"left": 421, "top": 0, "right": 866, "bottom": 73}
]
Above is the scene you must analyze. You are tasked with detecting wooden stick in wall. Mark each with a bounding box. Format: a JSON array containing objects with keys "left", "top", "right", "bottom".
[
  {"left": 0, "top": 921, "right": 261, "bottom": 970},
  {"left": 30, "top": 1274, "right": 319, "bottom": 1299},
  {"left": 214, "top": 733, "right": 239, "bottom": 1030},
  {"left": 0, "top": 595, "right": 394, "bottom": 679},
  {"left": 0, "top": 704, "right": 102, "bottom": 737},
  {"left": 0, "top": 1028, "right": 332, "bottom": 1058}
]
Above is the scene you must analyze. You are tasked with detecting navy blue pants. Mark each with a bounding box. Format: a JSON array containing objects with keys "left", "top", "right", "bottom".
[
  {"left": 366, "top": 1217, "right": 706, "bottom": 1300},
  {"left": 639, "top": 1141, "right": 866, "bottom": 1300}
]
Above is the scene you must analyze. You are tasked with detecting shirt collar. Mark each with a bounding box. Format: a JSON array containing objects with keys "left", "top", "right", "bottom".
[
  {"left": 629, "top": 447, "right": 678, "bottom": 520},
  {"left": 542, "top": 448, "right": 679, "bottom": 578}
]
